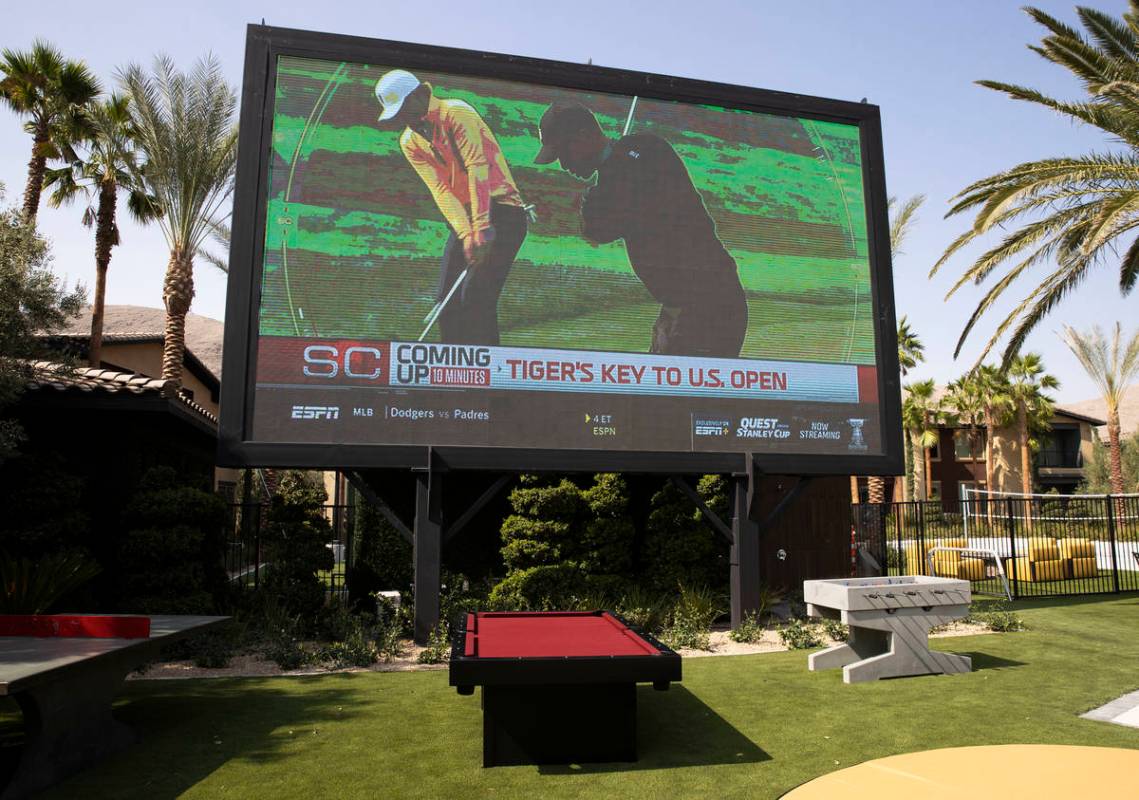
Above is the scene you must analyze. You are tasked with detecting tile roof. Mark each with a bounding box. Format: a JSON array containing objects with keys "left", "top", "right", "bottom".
[
  {"left": 25, "top": 361, "right": 218, "bottom": 426},
  {"left": 53, "top": 305, "right": 225, "bottom": 378}
]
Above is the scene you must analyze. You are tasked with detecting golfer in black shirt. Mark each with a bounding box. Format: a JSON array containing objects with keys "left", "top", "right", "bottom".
[{"left": 534, "top": 102, "right": 748, "bottom": 358}]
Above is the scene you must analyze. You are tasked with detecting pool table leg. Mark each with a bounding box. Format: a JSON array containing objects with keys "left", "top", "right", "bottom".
[
  {"left": 482, "top": 683, "right": 637, "bottom": 766},
  {"left": 2, "top": 660, "right": 135, "bottom": 799}
]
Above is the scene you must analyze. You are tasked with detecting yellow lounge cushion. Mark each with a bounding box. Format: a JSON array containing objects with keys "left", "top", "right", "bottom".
[
  {"left": 1032, "top": 559, "right": 1068, "bottom": 581},
  {"left": 1011, "top": 557, "right": 1034, "bottom": 582},
  {"left": 958, "top": 558, "right": 986, "bottom": 581},
  {"left": 1057, "top": 539, "right": 1095, "bottom": 560},
  {"left": 1069, "top": 557, "right": 1098, "bottom": 579},
  {"left": 905, "top": 544, "right": 930, "bottom": 573},
  {"left": 1027, "top": 540, "right": 1060, "bottom": 562},
  {"left": 931, "top": 556, "right": 961, "bottom": 578}
]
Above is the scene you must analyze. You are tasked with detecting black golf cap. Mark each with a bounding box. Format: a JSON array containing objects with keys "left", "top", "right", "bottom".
[{"left": 534, "top": 102, "right": 601, "bottom": 164}]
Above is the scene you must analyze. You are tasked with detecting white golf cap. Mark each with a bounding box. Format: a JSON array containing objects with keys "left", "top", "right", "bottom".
[{"left": 375, "top": 69, "right": 421, "bottom": 122}]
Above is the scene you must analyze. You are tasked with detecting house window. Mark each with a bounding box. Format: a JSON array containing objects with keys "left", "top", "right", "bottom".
[
  {"left": 929, "top": 481, "right": 942, "bottom": 501},
  {"left": 928, "top": 440, "right": 941, "bottom": 461},
  {"left": 954, "top": 429, "right": 985, "bottom": 461}
]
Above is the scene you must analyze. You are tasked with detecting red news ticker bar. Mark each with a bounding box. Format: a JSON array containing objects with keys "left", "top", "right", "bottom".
[
  {"left": 856, "top": 365, "right": 878, "bottom": 404},
  {"left": 256, "top": 337, "right": 390, "bottom": 385},
  {"left": 0, "top": 615, "right": 151, "bottom": 639}
]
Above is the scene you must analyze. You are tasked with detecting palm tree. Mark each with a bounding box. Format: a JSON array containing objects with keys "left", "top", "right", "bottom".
[
  {"left": 44, "top": 95, "right": 160, "bottom": 367},
  {"left": 0, "top": 42, "right": 101, "bottom": 222},
  {"left": 975, "top": 365, "right": 1015, "bottom": 518},
  {"left": 862, "top": 196, "right": 927, "bottom": 504},
  {"left": 902, "top": 380, "right": 942, "bottom": 501},
  {"left": 945, "top": 373, "right": 986, "bottom": 467},
  {"left": 118, "top": 56, "right": 237, "bottom": 388},
  {"left": 930, "top": 4, "right": 1139, "bottom": 366},
  {"left": 1061, "top": 323, "right": 1139, "bottom": 496},
  {"left": 897, "top": 316, "right": 924, "bottom": 377},
  {"left": 1007, "top": 353, "right": 1060, "bottom": 496},
  {"left": 895, "top": 316, "right": 926, "bottom": 502}
]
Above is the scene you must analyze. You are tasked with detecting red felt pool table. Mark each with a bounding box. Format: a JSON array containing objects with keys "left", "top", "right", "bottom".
[{"left": 449, "top": 611, "right": 681, "bottom": 766}]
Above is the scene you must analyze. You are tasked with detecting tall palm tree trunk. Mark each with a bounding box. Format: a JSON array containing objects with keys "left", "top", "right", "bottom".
[
  {"left": 867, "top": 476, "right": 886, "bottom": 505},
  {"left": 23, "top": 122, "right": 49, "bottom": 222},
  {"left": 1107, "top": 410, "right": 1125, "bottom": 497},
  {"left": 910, "top": 431, "right": 926, "bottom": 501},
  {"left": 1017, "top": 404, "right": 1034, "bottom": 532},
  {"left": 162, "top": 249, "right": 195, "bottom": 387},
  {"left": 89, "top": 180, "right": 118, "bottom": 368}
]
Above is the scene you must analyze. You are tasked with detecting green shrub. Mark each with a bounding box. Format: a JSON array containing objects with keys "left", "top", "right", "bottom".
[
  {"left": 660, "top": 619, "right": 711, "bottom": 651},
  {"left": 486, "top": 564, "right": 622, "bottom": 611},
  {"left": 188, "top": 620, "right": 248, "bottom": 669},
  {"left": 416, "top": 623, "right": 451, "bottom": 664},
  {"left": 976, "top": 600, "right": 1026, "bottom": 632},
  {"left": 640, "top": 477, "right": 729, "bottom": 595},
  {"left": 321, "top": 623, "right": 378, "bottom": 669},
  {"left": 616, "top": 585, "right": 670, "bottom": 634},
  {"left": 821, "top": 618, "right": 849, "bottom": 642},
  {"left": 116, "top": 467, "right": 228, "bottom": 614},
  {"left": 0, "top": 550, "right": 100, "bottom": 613},
  {"left": 261, "top": 472, "right": 334, "bottom": 624},
  {"left": 778, "top": 618, "right": 823, "bottom": 649},
  {"left": 728, "top": 611, "right": 765, "bottom": 644}
]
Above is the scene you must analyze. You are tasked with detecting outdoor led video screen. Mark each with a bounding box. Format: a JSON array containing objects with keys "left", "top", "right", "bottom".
[{"left": 219, "top": 27, "right": 903, "bottom": 474}]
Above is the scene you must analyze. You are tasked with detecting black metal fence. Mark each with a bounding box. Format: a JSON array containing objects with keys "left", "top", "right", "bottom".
[
  {"left": 852, "top": 495, "right": 1139, "bottom": 599},
  {"left": 224, "top": 502, "right": 356, "bottom": 600}
]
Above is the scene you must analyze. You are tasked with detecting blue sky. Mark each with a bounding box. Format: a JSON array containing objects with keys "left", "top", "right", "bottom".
[{"left": 3, "top": 0, "right": 1134, "bottom": 403}]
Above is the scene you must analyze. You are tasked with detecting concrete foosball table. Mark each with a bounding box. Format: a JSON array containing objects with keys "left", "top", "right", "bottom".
[{"left": 803, "top": 576, "right": 972, "bottom": 684}]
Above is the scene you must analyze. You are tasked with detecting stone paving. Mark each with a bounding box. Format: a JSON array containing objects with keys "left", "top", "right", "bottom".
[{"left": 1081, "top": 688, "right": 1139, "bottom": 729}]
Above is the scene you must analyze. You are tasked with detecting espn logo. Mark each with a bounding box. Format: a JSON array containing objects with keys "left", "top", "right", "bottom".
[
  {"left": 291, "top": 405, "right": 340, "bottom": 420},
  {"left": 694, "top": 417, "right": 731, "bottom": 437}
]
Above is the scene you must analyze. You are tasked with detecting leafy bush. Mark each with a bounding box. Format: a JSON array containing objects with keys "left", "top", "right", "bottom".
[
  {"left": 416, "top": 623, "right": 451, "bottom": 664},
  {"left": 487, "top": 564, "right": 622, "bottom": 611},
  {"left": 821, "top": 618, "right": 849, "bottom": 642},
  {"left": 321, "top": 624, "right": 378, "bottom": 669},
  {"left": 116, "top": 467, "right": 228, "bottom": 614},
  {"left": 975, "top": 600, "right": 1026, "bottom": 632},
  {"left": 728, "top": 611, "right": 766, "bottom": 644},
  {"left": 0, "top": 550, "right": 100, "bottom": 613},
  {"left": 261, "top": 472, "right": 334, "bottom": 624},
  {"left": 347, "top": 501, "right": 412, "bottom": 608},
  {"left": 778, "top": 618, "right": 823, "bottom": 649},
  {"left": 640, "top": 477, "right": 729, "bottom": 595},
  {"left": 661, "top": 583, "right": 723, "bottom": 651},
  {"left": 188, "top": 620, "right": 247, "bottom": 669},
  {"left": 616, "top": 585, "right": 670, "bottom": 634}
]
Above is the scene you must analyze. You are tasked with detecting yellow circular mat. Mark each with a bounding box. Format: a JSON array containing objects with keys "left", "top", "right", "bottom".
[{"left": 783, "top": 744, "right": 1139, "bottom": 799}]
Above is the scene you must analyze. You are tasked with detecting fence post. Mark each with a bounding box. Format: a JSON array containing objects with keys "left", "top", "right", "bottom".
[
  {"left": 254, "top": 503, "right": 262, "bottom": 591},
  {"left": 1005, "top": 498, "right": 1019, "bottom": 600},
  {"left": 916, "top": 501, "right": 927, "bottom": 575},
  {"left": 1105, "top": 495, "right": 1121, "bottom": 594}
]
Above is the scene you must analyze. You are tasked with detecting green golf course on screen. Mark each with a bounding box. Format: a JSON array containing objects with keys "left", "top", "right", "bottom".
[{"left": 258, "top": 55, "right": 877, "bottom": 366}]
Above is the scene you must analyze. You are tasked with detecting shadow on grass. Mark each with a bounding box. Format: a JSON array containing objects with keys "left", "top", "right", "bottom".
[
  {"left": 37, "top": 675, "right": 369, "bottom": 800},
  {"left": 960, "top": 652, "right": 1026, "bottom": 671},
  {"left": 1004, "top": 593, "right": 1139, "bottom": 611},
  {"left": 538, "top": 685, "right": 769, "bottom": 774}
]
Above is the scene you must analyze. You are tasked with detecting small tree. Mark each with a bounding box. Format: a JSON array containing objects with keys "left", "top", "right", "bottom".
[
  {"left": 116, "top": 466, "right": 228, "bottom": 613},
  {"left": 262, "top": 471, "right": 334, "bottom": 622},
  {"left": 0, "top": 184, "right": 85, "bottom": 459},
  {"left": 641, "top": 476, "right": 729, "bottom": 595}
]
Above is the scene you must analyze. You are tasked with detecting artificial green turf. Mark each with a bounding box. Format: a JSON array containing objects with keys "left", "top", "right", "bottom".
[{"left": 40, "top": 596, "right": 1139, "bottom": 799}]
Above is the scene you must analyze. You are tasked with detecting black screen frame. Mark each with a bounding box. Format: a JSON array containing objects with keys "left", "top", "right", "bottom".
[{"left": 218, "top": 24, "right": 903, "bottom": 476}]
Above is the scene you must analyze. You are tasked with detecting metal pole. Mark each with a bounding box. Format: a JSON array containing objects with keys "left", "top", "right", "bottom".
[
  {"left": 413, "top": 466, "right": 444, "bottom": 644},
  {"left": 1005, "top": 499, "right": 1018, "bottom": 600},
  {"left": 730, "top": 474, "right": 760, "bottom": 628},
  {"left": 1106, "top": 495, "right": 1121, "bottom": 594}
]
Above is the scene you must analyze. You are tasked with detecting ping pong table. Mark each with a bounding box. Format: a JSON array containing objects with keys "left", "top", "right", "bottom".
[{"left": 0, "top": 614, "right": 227, "bottom": 799}]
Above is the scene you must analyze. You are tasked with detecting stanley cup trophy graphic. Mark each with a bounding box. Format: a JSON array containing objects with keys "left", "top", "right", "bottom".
[{"left": 847, "top": 418, "right": 867, "bottom": 451}]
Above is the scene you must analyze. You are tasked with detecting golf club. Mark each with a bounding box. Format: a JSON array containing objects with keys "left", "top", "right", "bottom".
[{"left": 418, "top": 268, "right": 468, "bottom": 341}]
